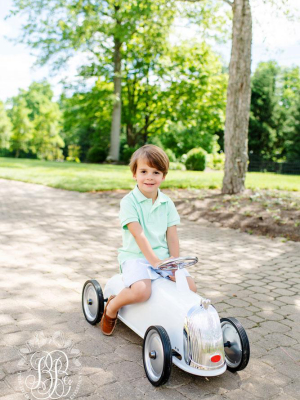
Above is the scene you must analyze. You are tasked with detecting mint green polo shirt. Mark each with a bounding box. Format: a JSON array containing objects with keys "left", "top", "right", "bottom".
[{"left": 117, "top": 184, "right": 180, "bottom": 272}]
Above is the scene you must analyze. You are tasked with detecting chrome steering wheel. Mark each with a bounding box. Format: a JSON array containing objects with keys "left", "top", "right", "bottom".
[{"left": 157, "top": 256, "right": 198, "bottom": 271}]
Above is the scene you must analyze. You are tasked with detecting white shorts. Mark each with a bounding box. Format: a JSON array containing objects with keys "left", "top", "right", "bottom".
[{"left": 121, "top": 257, "right": 191, "bottom": 288}]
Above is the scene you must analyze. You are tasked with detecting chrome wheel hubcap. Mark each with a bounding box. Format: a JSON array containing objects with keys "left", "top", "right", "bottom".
[
  {"left": 221, "top": 321, "right": 242, "bottom": 368},
  {"left": 83, "top": 283, "right": 98, "bottom": 321},
  {"left": 144, "top": 330, "right": 164, "bottom": 382}
]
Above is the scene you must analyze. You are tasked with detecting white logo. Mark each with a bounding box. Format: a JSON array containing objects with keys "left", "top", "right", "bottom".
[{"left": 17, "top": 331, "right": 82, "bottom": 400}]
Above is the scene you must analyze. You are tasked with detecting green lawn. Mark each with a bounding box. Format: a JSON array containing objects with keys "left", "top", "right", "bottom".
[{"left": 0, "top": 157, "right": 300, "bottom": 192}]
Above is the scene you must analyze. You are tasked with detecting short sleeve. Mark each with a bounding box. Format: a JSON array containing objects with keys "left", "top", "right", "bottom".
[
  {"left": 119, "top": 197, "right": 139, "bottom": 230},
  {"left": 167, "top": 199, "right": 180, "bottom": 227}
]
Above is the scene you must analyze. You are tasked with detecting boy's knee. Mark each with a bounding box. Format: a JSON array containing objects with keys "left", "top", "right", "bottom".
[
  {"left": 131, "top": 281, "right": 151, "bottom": 302},
  {"left": 136, "top": 287, "right": 151, "bottom": 302},
  {"left": 140, "top": 290, "right": 151, "bottom": 302}
]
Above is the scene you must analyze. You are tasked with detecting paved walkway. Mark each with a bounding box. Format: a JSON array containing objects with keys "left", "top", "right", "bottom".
[{"left": 0, "top": 179, "right": 300, "bottom": 400}]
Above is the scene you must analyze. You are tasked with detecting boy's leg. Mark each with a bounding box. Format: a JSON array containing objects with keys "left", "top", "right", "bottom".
[
  {"left": 186, "top": 277, "right": 197, "bottom": 293},
  {"left": 168, "top": 274, "right": 197, "bottom": 293},
  {"left": 106, "top": 279, "right": 152, "bottom": 318}
]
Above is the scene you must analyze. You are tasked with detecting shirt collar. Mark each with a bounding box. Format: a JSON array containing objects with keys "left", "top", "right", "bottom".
[{"left": 133, "top": 184, "right": 168, "bottom": 204}]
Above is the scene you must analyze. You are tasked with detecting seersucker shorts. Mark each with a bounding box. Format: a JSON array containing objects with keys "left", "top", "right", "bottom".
[{"left": 121, "top": 257, "right": 191, "bottom": 288}]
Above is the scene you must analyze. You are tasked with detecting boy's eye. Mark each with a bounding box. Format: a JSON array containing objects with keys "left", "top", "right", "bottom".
[{"left": 140, "top": 170, "right": 160, "bottom": 175}]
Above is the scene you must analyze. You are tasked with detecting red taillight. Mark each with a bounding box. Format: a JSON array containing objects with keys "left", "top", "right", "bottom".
[{"left": 211, "top": 355, "right": 221, "bottom": 363}]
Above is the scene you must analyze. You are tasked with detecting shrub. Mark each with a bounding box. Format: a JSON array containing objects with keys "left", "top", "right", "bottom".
[
  {"left": 44, "top": 148, "right": 64, "bottom": 162},
  {"left": 180, "top": 153, "right": 188, "bottom": 164},
  {"left": 86, "top": 145, "right": 108, "bottom": 163},
  {"left": 185, "top": 147, "right": 207, "bottom": 171},
  {"left": 165, "top": 149, "right": 177, "bottom": 162},
  {"left": 120, "top": 144, "right": 140, "bottom": 164},
  {"left": 206, "top": 152, "right": 225, "bottom": 170},
  {"left": 169, "top": 162, "right": 186, "bottom": 171},
  {"left": 66, "top": 145, "right": 81, "bottom": 163},
  {"left": 146, "top": 136, "right": 164, "bottom": 149}
]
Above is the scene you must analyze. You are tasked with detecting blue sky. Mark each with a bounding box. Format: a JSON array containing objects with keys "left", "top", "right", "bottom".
[{"left": 1, "top": 0, "right": 300, "bottom": 103}]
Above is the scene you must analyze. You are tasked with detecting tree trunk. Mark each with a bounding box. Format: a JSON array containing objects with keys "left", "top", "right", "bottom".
[
  {"left": 126, "top": 124, "right": 137, "bottom": 147},
  {"left": 143, "top": 114, "right": 149, "bottom": 144},
  {"left": 222, "top": 0, "right": 252, "bottom": 194},
  {"left": 108, "top": 37, "right": 122, "bottom": 161}
]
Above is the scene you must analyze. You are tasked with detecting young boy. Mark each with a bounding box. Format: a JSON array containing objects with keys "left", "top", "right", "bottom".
[{"left": 100, "top": 144, "right": 197, "bottom": 335}]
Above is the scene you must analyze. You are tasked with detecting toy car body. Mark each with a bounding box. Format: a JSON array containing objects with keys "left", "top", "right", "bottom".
[{"left": 82, "top": 256, "right": 250, "bottom": 386}]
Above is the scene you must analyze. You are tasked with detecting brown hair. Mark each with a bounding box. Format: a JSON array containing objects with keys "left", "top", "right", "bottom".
[{"left": 129, "top": 145, "right": 169, "bottom": 177}]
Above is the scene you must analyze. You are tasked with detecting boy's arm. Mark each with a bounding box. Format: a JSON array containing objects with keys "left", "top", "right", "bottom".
[
  {"left": 166, "top": 225, "right": 180, "bottom": 258},
  {"left": 127, "top": 222, "right": 161, "bottom": 267}
]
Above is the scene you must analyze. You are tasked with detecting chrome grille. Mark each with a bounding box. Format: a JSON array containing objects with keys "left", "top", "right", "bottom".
[{"left": 183, "top": 303, "right": 225, "bottom": 370}]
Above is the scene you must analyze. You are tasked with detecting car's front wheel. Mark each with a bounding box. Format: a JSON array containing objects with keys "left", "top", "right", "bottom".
[
  {"left": 220, "top": 317, "right": 250, "bottom": 372},
  {"left": 143, "top": 325, "right": 172, "bottom": 386}
]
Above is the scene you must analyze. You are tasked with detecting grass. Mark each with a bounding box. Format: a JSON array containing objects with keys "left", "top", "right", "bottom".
[{"left": 0, "top": 157, "right": 300, "bottom": 192}]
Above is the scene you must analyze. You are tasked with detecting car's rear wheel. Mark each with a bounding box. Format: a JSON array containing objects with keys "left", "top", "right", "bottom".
[
  {"left": 82, "top": 280, "right": 104, "bottom": 325},
  {"left": 220, "top": 317, "right": 250, "bottom": 372},
  {"left": 143, "top": 325, "right": 172, "bottom": 386}
]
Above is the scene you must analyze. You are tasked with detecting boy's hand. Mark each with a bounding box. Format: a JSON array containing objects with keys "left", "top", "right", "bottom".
[
  {"left": 168, "top": 271, "right": 176, "bottom": 282},
  {"left": 153, "top": 256, "right": 175, "bottom": 269}
]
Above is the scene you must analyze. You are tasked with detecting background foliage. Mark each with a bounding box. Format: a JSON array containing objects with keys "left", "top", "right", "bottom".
[{"left": 1, "top": 1, "right": 300, "bottom": 169}]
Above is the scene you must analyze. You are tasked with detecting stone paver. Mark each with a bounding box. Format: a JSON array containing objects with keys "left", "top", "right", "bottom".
[{"left": 0, "top": 178, "right": 300, "bottom": 400}]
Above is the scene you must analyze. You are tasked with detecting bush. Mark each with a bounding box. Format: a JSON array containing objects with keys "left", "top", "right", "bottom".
[
  {"left": 86, "top": 145, "right": 108, "bottom": 163},
  {"left": 169, "top": 162, "right": 186, "bottom": 171},
  {"left": 206, "top": 152, "right": 225, "bottom": 170},
  {"left": 42, "top": 148, "right": 65, "bottom": 162},
  {"left": 185, "top": 147, "right": 207, "bottom": 171},
  {"left": 165, "top": 148, "right": 177, "bottom": 162},
  {"left": 120, "top": 144, "right": 140, "bottom": 164},
  {"left": 180, "top": 154, "right": 188, "bottom": 164},
  {"left": 146, "top": 136, "right": 164, "bottom": 149},
  {"left": 66, "top": 145, "right": 81, "bottom": 163},
  {"left": 160, "top": 121, "right": 223, "bottom": 159},
  {"left": 66, "top": 156, "right": 80, "bottom": 162}
]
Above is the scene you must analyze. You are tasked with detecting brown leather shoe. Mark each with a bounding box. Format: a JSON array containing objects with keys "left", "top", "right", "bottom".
[{"left": 100, "top": 295, "right": 118, "bottom": 335}]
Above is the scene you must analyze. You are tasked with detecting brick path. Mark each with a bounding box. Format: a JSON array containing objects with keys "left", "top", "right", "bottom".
[{"left": 0, "top": 178, "right": 299, "bottom": 400}]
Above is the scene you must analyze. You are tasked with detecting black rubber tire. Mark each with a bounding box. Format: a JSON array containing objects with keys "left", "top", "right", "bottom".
[
  {"left": 82, "top": 279, "right": 104, "bottom": 325},
  {"left": 220, "top": 317, "right": 250, "bottom": 372},
  {"left": 143, "top": 325, "right": 172, "bottom": 386}
]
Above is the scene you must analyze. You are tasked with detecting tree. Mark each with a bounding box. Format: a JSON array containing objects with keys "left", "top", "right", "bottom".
[
  {"left": 7, "top": 0, "right": 175, "bottom": 161},
  {"left": 60, "top": 40, "right": 227, "bottom": 160},
  {"left": 8, "top": 98, "right": 33, "bottom": 158},
  {"left": 121, "top": 0, "right": 229, "bottom": 148},
  {"left": 121, "top": 10, "right": 175, "bottom": 147},
  {"left": 20, "top": 81, "right": 64, "bottom": 160},
  {"left": 181, "top": 0, "right": 251, "bottom": 193},
  {"left": 276, "top": 66, "right": 300, "bottom": 161},
  {"left": 122, "top": 38, "right": 227, "bottom": 149},
  {"left": 6, "top": 81, "right": 64, "bottom": 160},
  {"left": 0, "top": 102, "right": 13, "bottom": 150},
  {"left": 221, "top": 0, "right": 252, "bottom": 194},
  {"left": 182, "top": 0, "right": 296, "bottom": 193},
  {"left": 249, "top": 64, "right": 300, "bottom": 162},
  {"left": 287, "top": 95, "right": 300, "bottom": 161},
  {"left": 31, "top": 102, "right": 64, "bottom": 161},
  {"left": 60, "top": 79, "right": 113, "bottom": 161},
  {"left": 157, "top": 41, "right": 228, "bottom": 155},
  {"left": 249, "top": 61, "right": 279, "bottom": 160}
]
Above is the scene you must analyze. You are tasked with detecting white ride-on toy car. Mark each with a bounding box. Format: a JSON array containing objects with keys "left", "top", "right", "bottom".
[{"left": 82, "top": 256, "right": 250, "bottom": 386}]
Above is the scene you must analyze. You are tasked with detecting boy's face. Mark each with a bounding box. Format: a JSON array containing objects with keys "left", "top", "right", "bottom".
[{"left": 133, "top": 158, "right": 165, "bottom": 196}]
